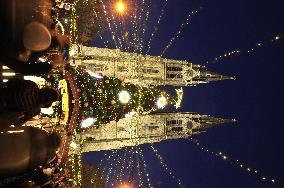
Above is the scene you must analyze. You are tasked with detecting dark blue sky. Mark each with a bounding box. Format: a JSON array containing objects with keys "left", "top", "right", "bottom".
[{"left": 84, "top": 0, "right": 284, "bottom": 187}]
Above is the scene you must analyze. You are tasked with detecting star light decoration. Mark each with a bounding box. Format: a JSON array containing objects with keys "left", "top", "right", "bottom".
[
  {"left": 174, "top": 87, "right": 183, "bottom": 109},
  {"left": 119, "top": 90, "right": 131, "bottom": 104}
]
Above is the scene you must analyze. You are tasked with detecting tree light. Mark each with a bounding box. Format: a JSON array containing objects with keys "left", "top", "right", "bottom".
[
  {"left": 81, "top": 117, "right": 97, "bottom": 128},
  {"left": 70, "top": 141, "right": 78, "bottom": 149},
  {"left": 157, "top": 96, "right": 167, "bottom": 109},
  {"left": 119, "top": 90, "right": 131, "bottom": 104}
]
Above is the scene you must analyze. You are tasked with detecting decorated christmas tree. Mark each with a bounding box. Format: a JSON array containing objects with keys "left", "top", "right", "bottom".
[{"left": 70, "top": 66, "right": 180, "bottom": 129}]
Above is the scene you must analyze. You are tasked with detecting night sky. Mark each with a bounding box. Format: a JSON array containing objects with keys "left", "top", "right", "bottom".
[{"left": 84, "top": 0, "right": 284, "bottom": 187}]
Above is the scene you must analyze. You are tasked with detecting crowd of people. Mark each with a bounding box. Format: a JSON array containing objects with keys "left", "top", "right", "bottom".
[{"left": 0, "top": 0, "right": 71, "bottom": 187}]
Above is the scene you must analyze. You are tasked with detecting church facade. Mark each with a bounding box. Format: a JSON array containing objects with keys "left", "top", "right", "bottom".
[
  {"left": 71, "top": 45, "right": 235, "bottom": 86},
  {"left": 78, "top": 112, "right": 235, "bottom": 152}
]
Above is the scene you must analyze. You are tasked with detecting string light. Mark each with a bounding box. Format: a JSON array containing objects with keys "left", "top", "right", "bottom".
[
  {"left": 145, "top": 0, "right": 168, "bottom": 55},
  {"left": 105, "top": 150, "right": 119, "bottom": 183},
  {"left": 189, "top": 137, "right": 283, "bottom": 187},
  {"left": 150, "top": 144, "right": 185, "bottom": 188},
  {"left": 138, "top": 1, "right": 151, "bottom": 54},
  {"left": 126, "top": 147, "right": 135, "bottom": 183},
  {"left": 98, "top": 0, "right": 119, "bottom": 49},
  {"left": 135, "top": 146, "right": 144, "bottom": 187},
  {"left": 70, "top": 0, "right": 79, "bottom": 45},
  {"left": 138, "top": 146, "right": 154, "bottom": 188},
  {"left": 110, "top": 8, "right": 124, "bottom": 50},
  {"left": 92, "top": 2, "right": 110, "bottom": 48},
  {"left": 116, "top": 148, "right": 129, "bottom": 185},
  {"left": 203, "top": 35, "right": 282, "bottom": 64},
  {"left": 160, "top": 5, "right": 204, "bottom": 57},
  {"left": 109, "top": 150, "right": 123, "bottom": 187},
  {"left": 100, "top": 150, "right": 117, "bottom": 180}
]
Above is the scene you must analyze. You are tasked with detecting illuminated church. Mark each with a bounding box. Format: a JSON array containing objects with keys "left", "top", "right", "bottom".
[
  {"left": 70, "top": 46, "right": 236, "bottom": 152},
  {"left": 71, "top": 45, "right": 235, "bottom": 86}
]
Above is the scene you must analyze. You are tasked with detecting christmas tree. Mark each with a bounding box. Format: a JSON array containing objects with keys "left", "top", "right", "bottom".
[{"left": 69, "top": 66, "right": 178, "bottom": 129}]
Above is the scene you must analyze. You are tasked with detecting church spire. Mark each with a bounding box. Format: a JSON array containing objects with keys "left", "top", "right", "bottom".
[
  {"left": 191, "top": 113, "right": 237, "bottom": 133},
  {"left": 188, "top": 65, "right": 236, "bottom": 86}
]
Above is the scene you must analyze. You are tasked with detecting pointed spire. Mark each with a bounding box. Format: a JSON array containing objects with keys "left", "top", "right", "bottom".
[
  {"left": 193, "top": 114, "right": 237, "bottom": 132},
  {"left": 189, "top": 65, "right": 236, "bottom": 85}
]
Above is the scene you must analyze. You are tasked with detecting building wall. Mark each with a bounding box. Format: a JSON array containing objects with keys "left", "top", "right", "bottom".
[
  {"left": 72, "top": 46, "right": 201, "bottom": 86},
  {"left": 78, "top": 112, "right": 215, "bottom": 152}
]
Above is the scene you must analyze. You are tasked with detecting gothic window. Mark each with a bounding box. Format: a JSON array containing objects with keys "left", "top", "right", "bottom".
[
  {"left": 166, "top": 120, "right": 183, "bottom": 126},
  {"left": 167, "top": 66, "right": 183, "bottom": 71},
  {"left": 167, "top": 126, "right": 183, "bottom": 133},
  {"left": 166, "top": 74, "right": 176, "bottom": 79},
  {"left": 117, "top": 127, "right": 126, "bottom": 132},
  {"left": 166, "top": 73, "right": 183, "bottom": 79},
  {"left": 171, "top": 127, "right": 183, "bottom": 132},
  {"left": 142, "top": 68, "right": 159, "bottom": 74},
  {"left": 144, "top": 125, "right": 159, "bottom": 131},
  {"left": 152, "top": 69, "right": 159, "bottom": 73},
  {"left": 118, "top": 66, "right": 128, "bottom": 72}
]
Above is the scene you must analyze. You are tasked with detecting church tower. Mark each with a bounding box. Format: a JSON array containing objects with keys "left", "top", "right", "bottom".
[
  {"left": 78, "top": 112, "right": 235, "bottom": 152},
  {"left": 71, "top": 46, "right": 235, "bottom": 86}
]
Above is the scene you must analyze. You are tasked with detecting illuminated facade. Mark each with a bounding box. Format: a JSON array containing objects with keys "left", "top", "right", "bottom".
[
  {"left": 70, "top": 46, "right": 236, "bottom": 152},
  {"left": 71, "top": 46, "right": 235, "bottom": 86},
  {"left": 78, "top": 112, "right": 235, "bottom": 152}
]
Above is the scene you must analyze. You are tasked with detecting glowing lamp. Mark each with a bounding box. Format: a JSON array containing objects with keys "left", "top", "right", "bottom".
[
  {"left": 81, "top": 117, "right": 97, "bottom": 128},
  {"left": 116, "top": 1, "right": 126, "bottom": 13},
  {"left": 118, "top": 90, "right": 130, "bottom": 104},
  {"left": 157, "top": 96, "right": 167, "bottom": 109},
  {"left": 120, "top": 184, "right": 132, "bottom": 188}
]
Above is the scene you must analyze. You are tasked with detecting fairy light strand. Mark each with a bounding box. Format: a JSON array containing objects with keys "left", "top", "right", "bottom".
[
  {"left": 203, "top": 35, "right": 282, "bottom": 64},
  {"left": 116, "top": 148, "right": 129, "bottom": 185},
  {"left": 138, "top": 2, "right": 151, "bottom": 54},
  {"left": 136, "top": 0, "right": 146, "bottom": 54},
  {"left": 110, "top": 150, "right": 123, "bottom": 187},
  {"left": 98, "top": 0, "right": 119, "bottom": 49},
  {"left": 100, "top": 150, "right": 117, "bottom": 180},
  {"left": 150, "top": 144, "right": 185, "bottom": 188},
  {"left": 138, "top": 146, "right": 154, "bottom": 188},
  {"left": 105, "top": 150, "right": 119, "bottom": 184},
  {"left": 92, "top": 2, "right": 110, "bottom": 48},
  {"left": 189, "top": 137, "right": 284, "bottom": 188},
  {"left": 160, "top": 5, "right": 203, "bottom": 57},
  {"left": 134, "top": 145, "right": 144, "bottom": 187},
  {"left": 146, "top": 0, "right": 168, "bottom": 55},
  {"left": 110, "top": 11, "right": 124, "bottom": 50}
]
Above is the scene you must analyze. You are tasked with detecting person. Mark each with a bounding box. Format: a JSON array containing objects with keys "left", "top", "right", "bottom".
[
  {"left": 0, "top": 22, "right": 70, "bottom": 75},
  {"left": 0, "top": 126, "right": 61, "bottom": 178},
  {"left": 0, "top": 0, "right": 69, "bottom": 75},
  {"left": 0, "top": 78, "right": 59, "bottom": 124}
]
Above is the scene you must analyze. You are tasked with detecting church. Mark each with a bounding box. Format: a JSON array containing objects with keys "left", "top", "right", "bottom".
[{"left": 71, "top": 46, "right": 236, "bottom": 152}]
